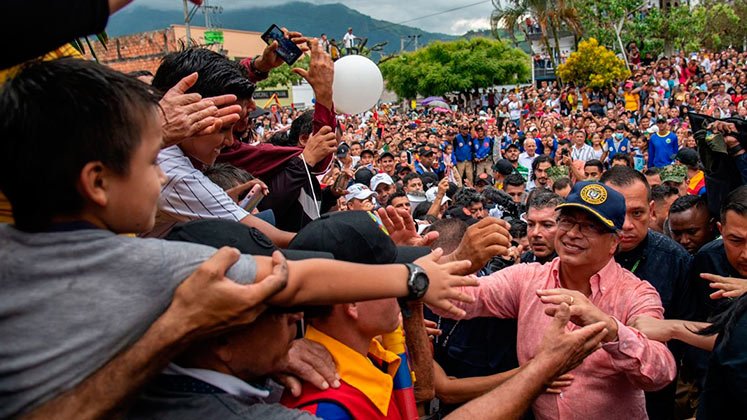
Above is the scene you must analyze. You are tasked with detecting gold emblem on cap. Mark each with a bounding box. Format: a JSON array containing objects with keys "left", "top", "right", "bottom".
[{"left": 579, "top": 184, "right": 607, "bottom": 205}]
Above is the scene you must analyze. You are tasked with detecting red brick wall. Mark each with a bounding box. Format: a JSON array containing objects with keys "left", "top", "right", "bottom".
[{"left": 84, "top": 28, "right": 179, "bottom": 75}]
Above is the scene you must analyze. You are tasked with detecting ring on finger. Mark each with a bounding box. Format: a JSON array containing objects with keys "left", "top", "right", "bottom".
[{"left": 568, "top": 296, "right": 574, "bottom": 305}]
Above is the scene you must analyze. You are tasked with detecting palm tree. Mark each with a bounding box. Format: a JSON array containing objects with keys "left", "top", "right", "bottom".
[{"left": 491, "top": 0, "right": 583, "bottom": 67}]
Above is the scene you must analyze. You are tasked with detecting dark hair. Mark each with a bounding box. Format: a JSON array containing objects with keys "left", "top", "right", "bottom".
[
  {"left": 0, "top": 58, "right": 160, "bottom": 231},
  {"left": 531, "top": 155, "right": 555, "bottom": 181},
  {"left": 644, "top": 168, "right": 660, "bottom": 176},
  {"left": 650, "top": 184, "right": 679, "bottom": 204},
  {"left": 287, "top": 110, "right": 314, "bottom": 147},
  {"left": 584, "top": 159, "right": 604, "bottom": 172},
  {"left": 528, "top": 191, "right": 565, "bottom": 210},
  {"left": 503, "top": 172, "right": 526, "bottom": 188},
  {"left": 453, "top": 188, "right": 484, "bottom": 207},
  {"left": 413, "top": 201, "right": 433, "bottom": 220},
  {"left": 669, "top": 194, "right": 708, "bottom": 216},
  {"left": 720, "top": 185, "right": 747, "bottom": 223},
  {"left": 269, "top": 130, "right": 289, "bottom": 146},
  {"left": 551, "top": 177, "right": 572, "bottom": 193},
  {"left": 600, "top": 165, "right": 651, "bottom": 201},
  {"left": 610, "top": 154, "right": 633, "bottom": 167},
  {"left": 424, "top": 218, "right": 468, "bottom": 254},
  {"left": 126, "top": 70, "right": 154, "bottom": 78},
  {"left": 387, "top": 190, "right": 408, "bottom": 206},
  {"left": 204, "top": 163, "right": 253, "bottom": 191},
  {"left": 509, "top": 219, "right": 527, "bottom": 239},
  {"left": 403, "top": 172, "right": 422, "bottom": 187},
  {"left": 152, "top": 48, "right": 255, "bottom": 99}
]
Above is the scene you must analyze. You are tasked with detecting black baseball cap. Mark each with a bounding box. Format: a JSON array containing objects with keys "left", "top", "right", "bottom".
[
  {"left": 249, "top": 107, "right": 270, "bottom": 119},
  {"left": 379, "top": 151, "right": 394, "bottom": 160},
  {"left": 354, "top": 167, "right": 375, "bottom": 186},
  {"left": 165, "top": 219, "right": 333, "bottom": 260},
  {"left": 505, "top": 143, "right": 520, "bottom": 151},
  {"left": 675, "top": 148, "right": 700, "bottom": 167},
  {"left": 289, "top": 211, "right": 430, "bottom": 264},
  {"left": 419, "top": 147, "right": 435, "bottom": 157},
  {"left": 493, "top": 159, "right": 515, "bottom": 176},
  {"left": 361, "top": 149, "right": 375, "bottom": 157},
  {"left": 336, "top": 143, "right": 350, "bottom": 158}
]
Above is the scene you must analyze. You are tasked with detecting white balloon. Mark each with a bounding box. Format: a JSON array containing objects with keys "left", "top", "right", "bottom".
[
  {"left": 332, "top": 55, "right": 384, "bottom": 115},
  {"left": 647, "top": 125, "right": 659, "bottom": 134}
]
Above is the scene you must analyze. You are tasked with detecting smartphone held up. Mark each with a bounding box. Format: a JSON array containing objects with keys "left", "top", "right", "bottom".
[{"left": 261, "top": 24, "right": 303, "bottom": 65}]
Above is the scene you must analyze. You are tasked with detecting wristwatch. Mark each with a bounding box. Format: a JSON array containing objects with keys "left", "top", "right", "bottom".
[
  {"left": 404, "top": 263, "right": 429, "bottom": 301},
  {"left": 249, "top": 55, "right": 269, "bottom": 79}
]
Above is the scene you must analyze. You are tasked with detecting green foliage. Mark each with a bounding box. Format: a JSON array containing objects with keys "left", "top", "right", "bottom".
[
  {"left": 556, "top": 38, "right": 630, "bottom": 88},
  {"left": 256, "top": 55, "right": 310, "bottom": 89},
  {"left": 379, "top": 38, "right": 530, "bottom": 99}
]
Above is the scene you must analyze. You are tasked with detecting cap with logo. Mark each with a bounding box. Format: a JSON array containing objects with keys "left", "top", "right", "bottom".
[
  {"left": 370, "top": 173, "right": 394, "bottom": 191},
  {"left": 419, "top": 146, "right": 435, "bottom": 157},
  {"left": 336, "top": 143, "right": 350, "bottom": 158},
  {"left": 345, "top": 183, "right": 377, "bottom": 202},
  {"left": 555, "top": 181, "right": 626, "bottom": 231}
]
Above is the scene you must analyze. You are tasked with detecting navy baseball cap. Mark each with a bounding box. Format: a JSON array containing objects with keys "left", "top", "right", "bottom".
[
  {"left": 555, "top": 181, "right": 626, "bottom": 231},
  {"left": 289, "top": 211, "right": 431, "bottom": 264}
]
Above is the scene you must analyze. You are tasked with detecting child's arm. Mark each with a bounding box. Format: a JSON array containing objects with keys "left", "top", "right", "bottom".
[{"left": 257, "top": 249, "right": 476, "bottom": 317}]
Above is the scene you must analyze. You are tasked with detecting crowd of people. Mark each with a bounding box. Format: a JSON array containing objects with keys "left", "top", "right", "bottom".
[{"left": 3, "top": 0, "right": 747, "bottom": 419}]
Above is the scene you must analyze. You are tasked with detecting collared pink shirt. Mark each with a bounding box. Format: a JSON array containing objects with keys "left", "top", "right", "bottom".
[{"left": 432, "top": 257, "right": 676, "bottom": 420}]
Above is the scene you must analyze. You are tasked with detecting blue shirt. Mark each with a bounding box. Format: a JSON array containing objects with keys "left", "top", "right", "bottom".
[
  {"left": 453, "top": 134, "right": 473, "bottom": 162},
  {"left": 473, "top": 136, "right": 493, "bottom": 160},
  {"left": 605, "top": 136, "right": 631, "bottom": 160},
  {"left": 648, "top": 131, "right": 679, "bottom": 168}
]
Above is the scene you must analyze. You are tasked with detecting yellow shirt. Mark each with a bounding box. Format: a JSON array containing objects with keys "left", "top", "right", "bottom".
[
  {"left": 305, "top": 326, "right": 401, "bottom": 415},
  {"left": 0, "top": 191, "right": 13, "bottom": 224},
  {"left": 624, "top": 92, "right": 639, "bottom": 112}
]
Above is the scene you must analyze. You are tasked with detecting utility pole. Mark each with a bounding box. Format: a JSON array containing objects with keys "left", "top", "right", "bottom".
[{"left": 182, "top": 0, "right": 201, "bottom": 47}]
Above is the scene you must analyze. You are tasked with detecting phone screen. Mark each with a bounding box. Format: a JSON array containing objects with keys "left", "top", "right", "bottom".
[{"left": 261, "top": 24, "right": 303, "bottom": 65}]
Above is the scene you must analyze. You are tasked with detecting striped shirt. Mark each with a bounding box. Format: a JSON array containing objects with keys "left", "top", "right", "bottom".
[
  {"left": 571, "top": 143, "right": 596, "bottom": 162},
  {"left": 142, "top": 145, "right": 248, "bottom": 238}
]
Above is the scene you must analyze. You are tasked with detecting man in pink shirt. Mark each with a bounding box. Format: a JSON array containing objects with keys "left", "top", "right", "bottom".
[{"left": 432, "top": 181, "right": 676, "bottom": 419}]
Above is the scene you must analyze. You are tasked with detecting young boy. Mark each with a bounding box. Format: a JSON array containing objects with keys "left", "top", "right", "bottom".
[{"left": 0, "top": 58, "right": 475, "bottom": 418}]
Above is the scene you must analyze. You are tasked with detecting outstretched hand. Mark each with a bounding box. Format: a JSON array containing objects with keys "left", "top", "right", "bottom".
[
  {"left": 445, "top": 217, "right": 511, "bottom": 275},
  {"left": 702, "top": 272, "right": 747, "bottom": 299},
  {"left": 535, "top": 303, "right": 607, "bottom": 377},
  {"left": 160, "top": 72, "right": 242, "bottom": 147},
  {"left": 377, "top": 206, "right": 439, "bottom": 247},
  {"left": 415, "top": 248, "right": 477, "bottom": 318}
]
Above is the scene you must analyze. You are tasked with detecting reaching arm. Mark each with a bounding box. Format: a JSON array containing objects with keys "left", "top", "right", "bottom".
[
  {"left": 22, "top": 247, "right": 286, "bottom": 419},
  {"left": 446, "top": 303, "right": 607, "bottom": 420},
  {"left": 433, "top": 362, "right": 518, "bottom": 405},
  {"left": 629, "top": 316, "right": 716, "bottom": 351}
]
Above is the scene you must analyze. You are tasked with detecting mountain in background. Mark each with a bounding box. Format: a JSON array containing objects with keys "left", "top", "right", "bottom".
[{"left": 107, "top": 2, "right": 461, "bottom": 55}]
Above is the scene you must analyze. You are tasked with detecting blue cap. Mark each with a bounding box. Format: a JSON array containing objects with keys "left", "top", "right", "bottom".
[{"left": 555, "top": 181, "right": 626, "bottom": 231}]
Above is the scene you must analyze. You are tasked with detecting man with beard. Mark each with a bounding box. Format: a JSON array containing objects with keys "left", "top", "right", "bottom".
[
  {"left": 527, "top": 155, "right": 555, "bottom": 192},
  {"left": 504, "top": 143, "right": 529, "bottom": 180},
  {"left": 522, "top": 192, "right": 563, "bottom": 264}
]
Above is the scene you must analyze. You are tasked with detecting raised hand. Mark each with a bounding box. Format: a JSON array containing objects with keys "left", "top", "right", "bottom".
[
  {"left": 159, "top": 72, "right": 242, "bottom": 147},
  {"left": 292, "top": 38, "right": 334, "bottom": 109},
  {"left": 446, "top": 217, "right": 511, "bottom": 274},
  {"left": 377, "top": 205, "right": 439, "bottom": 247},
  {"left": 254, "top": 28, "right": 310, "bottom": 73},
  {"left": 301, "top": 125, "right": 337, "bottom": 166},
  {"left": 702, "top": 272, "right": 747, "bottom": 299},
  {"left": 537, "top": 288, "right": 619, "bottom": 342},
  {"left": 415, "top": 248, "right": 477, "bottom": 318}
]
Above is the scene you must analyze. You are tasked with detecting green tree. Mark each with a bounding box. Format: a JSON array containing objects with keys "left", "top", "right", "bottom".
[
  {"left": 575, "top": 0, "right": 643, "bottom": 49},
  {"left": 556, "top": 38, "right": 630, "bottom": 87},
  {"left": 256, "top": 55, "right": 310, "bottom": 89},
  {"left": 379, "top": 38, "right": 530, "bottom": 99},
  {"left": 490, "top": 0, "right": 582, "bottom": 67}
]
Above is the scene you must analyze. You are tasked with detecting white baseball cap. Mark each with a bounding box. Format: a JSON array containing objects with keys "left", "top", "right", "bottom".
[
  {"left": 370, "top": 173, "right": 394, "bottom": 191},
  {"left": 345, "top": 183, "right": 377, "bottom": 202}
]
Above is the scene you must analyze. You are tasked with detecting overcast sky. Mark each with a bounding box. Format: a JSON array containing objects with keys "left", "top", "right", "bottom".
[{"left": 137, "top": 0, "right": 495, "bottom": 35}]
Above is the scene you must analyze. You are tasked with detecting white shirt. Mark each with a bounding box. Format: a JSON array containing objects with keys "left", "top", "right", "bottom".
[
  {"left": 518, "top": 152, "right": 536, "bottom": 170},
  {"left": 163, "top": 363, "right": 270, "bottom": 400},
  {"left": 343, "top": 32, "right": 356, "bottom": 48},
  {"left": 570, "top": 143, "right": 596, "bottom": 162},
  {"left": 144, "top": 145, "right": 249, "bottom": 238},
  {"left": 508, "top": 100, "right": 522, "bottom": 120}
]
